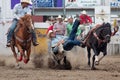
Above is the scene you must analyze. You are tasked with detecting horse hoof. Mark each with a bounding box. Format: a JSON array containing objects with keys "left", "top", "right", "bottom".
[
  {"left": 95, "top": 61, "right": 99, "bottom": 65},
  {"left": 15, "top": 63, "right": 21, "bottom": 69},
  {"left": 17, "top": 56, "right": 23, "bottom": 61},
  {"left": 88, "top": 64, "right": 91, "bottom": 67},
  {"left": 88, "top": 62, "right": 91, "bottom": 66},
  {"left": 91, "top": 67, "right": 97, "bottom": 70},
  {"left": 23, "top": 59, "right": 29, "bottom": 64}
]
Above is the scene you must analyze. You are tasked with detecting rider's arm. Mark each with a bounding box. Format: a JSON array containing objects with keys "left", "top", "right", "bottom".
[
  {"left": 111, "top": 26, "right": 119, "bottom": 36},
  {"left": 26, "top": 6, "right": 32, "bottom": 15},
  {"left": 13, "top": 4, "right": 20, "bottom": 20},
  {"left": 87, "top": 16, "right": 92, "bottom": 24}
]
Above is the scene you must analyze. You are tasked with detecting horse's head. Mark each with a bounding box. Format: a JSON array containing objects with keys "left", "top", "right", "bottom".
[
  {"left": 21, "top": 14, "right": 33, "bottom": 33},
  {"left": 97, "top": 23, "right": 112, "bottom": 43}
]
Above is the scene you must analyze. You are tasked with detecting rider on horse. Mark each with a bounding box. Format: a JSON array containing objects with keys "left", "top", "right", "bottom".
[
  {"left": 6, "top": 0, "right": 39, "bottom": 47},
  {"left": 79, "top": 10, "right": 92, "bottom": 25},
  {"left": 79, "top": 10, "right": 92, "bottom": 34}
]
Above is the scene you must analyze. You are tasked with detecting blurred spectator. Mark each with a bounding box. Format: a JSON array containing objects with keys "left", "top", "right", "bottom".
[
  {"left": 53, "top": 15, "right": 66, "bottom": 36},
  {"left": 64, "top": 18, "right": 68, "bottom": 25},
  {"left": 66, "top": 16, "right": 81, "bottom": 40}
]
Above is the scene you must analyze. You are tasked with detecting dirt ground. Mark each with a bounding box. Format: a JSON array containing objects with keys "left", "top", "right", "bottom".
[{"left": 0, "top": 48, "right": 120, "bottom": 80}]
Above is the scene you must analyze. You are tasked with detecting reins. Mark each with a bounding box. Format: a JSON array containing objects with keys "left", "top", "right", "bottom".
[{"left": 93, "top": 27, "right": 111, "bottom": 44}]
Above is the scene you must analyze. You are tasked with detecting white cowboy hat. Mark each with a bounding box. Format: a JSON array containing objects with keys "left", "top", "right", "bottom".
[
  {"left": 68, "top": 16, "right": 73, "bottom": 19},
  {"left": 47, "top": 30, "right": 53, "bottom": 38},
  {"left": 21, "top": 0, "right": 32, "bottom": 4},
  {"left": 57, "top": 15, "right": 62, "bottom": 19},
  {"left": 81, "top": 10, "right": 87, "bottom": 15},
  {"left": 64, "top": 18, "right": 68, "bottom": 22}
]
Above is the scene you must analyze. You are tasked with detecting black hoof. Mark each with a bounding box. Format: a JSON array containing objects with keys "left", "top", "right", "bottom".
[
  {"left": 91, "top": 67, "right": 97, "bottom": 70},
  {"left": 88, "top": 62, "right": 91, "bottom": 67}
]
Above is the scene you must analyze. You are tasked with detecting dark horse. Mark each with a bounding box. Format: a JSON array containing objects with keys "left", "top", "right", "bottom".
[
  {"left": 86, "top": 23, "right": 112, "bottom": 70},
  {"left": 10, "top": 14, "right": 33, "bottom": 68}
]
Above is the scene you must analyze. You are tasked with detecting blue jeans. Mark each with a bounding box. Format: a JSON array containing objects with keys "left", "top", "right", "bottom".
[
  {"left": 63, "top": 19, "right": 82, "bottom": 51},
  {"left": 7, "top": 19, "right": 37, "bottom": 42},
  {"left": 32, "top": 30, "right": 37, "bottom": 42},
  {"left": 7, "top": 19, "right": 18, "bottom": 42}
]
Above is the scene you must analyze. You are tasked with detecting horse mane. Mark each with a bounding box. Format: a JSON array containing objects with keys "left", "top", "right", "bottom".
[
  {"left": 17, "top": 14, "right": 32, "bottom": 27},
  {"left": 97, "top": 23, "right": 111, "bottom": 30},
  {"left": 95, "top": 23, "right": 111, "bottom": 34}
]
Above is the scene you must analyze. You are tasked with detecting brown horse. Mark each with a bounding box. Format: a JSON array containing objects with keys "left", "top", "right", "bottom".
[{"left": 10, "top": 14, "right": 33, "bottom": 68}]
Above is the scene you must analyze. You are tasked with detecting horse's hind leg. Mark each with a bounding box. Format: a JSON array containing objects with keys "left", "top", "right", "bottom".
[{"left": 87, "top": 47, "right": 91, "bottom": 66}]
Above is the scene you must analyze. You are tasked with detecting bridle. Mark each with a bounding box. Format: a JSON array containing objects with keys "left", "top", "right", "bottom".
[
  {"left": 93, "top": 27, "right": 111, "bottom": 44},
  {"left": 14, "top": 18, "right": 32, "bottom": 43}
]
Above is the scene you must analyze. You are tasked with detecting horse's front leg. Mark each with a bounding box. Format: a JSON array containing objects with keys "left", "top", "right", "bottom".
[
  {"left": 16, "top": 45, "right": 24, "bottom": 62},
  {"left": 23, "top": 48, "right": 31, "bottom": 64},
  {"left": 11, "top": 45, "right": 19, "bottom": 63},
  {"left": 91, "top": 54, "right": 96, "bottom": 70},
  {"left": 91, "top": 47, "right": 99, "bottom": 70},
  {"left": 87, "top": 47, "right": 91, "bottom": 66},
  {"left": 95, "top": 46, "right": 107, "bottom": 65},
  {"left": 98, "top": 50, "right": 107, "bottom": 64},
  {"left": 11, "top": 45, "right": 21, "bottom": 69}
]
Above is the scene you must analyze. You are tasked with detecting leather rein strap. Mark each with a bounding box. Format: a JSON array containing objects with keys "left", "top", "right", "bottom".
[{"left": 93, "top": 32, "right": 106, "bottom": 43}]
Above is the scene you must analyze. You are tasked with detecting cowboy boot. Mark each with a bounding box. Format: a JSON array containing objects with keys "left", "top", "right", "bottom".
[
  {"left": 33, "top": 40, "right": 39, "bottom": 46},
  {"left": 6, "top": 42, "right": 11, "bottom": 47},
  {"left": 32, "top": 30, "right": 39, "bottom": 46}
]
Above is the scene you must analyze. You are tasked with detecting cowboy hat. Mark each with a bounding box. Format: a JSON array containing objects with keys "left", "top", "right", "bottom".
[
  {"left": 21, "top": 0, "right": 32, "bottom": 4},
  {"left": 64, "top": 18, "right": 68, "bottom": 22},
  {"left": 81, "top": 10, "right": 87, "bottom": 15},
  {"left": 47, "top": 30, "right": 54, "bottom": 38},
  {"left": 57, "top": 15, "right": 62, "bottom": 19},
  {"left": 68, "top": 16, "right": 73, "bottom": 19}
]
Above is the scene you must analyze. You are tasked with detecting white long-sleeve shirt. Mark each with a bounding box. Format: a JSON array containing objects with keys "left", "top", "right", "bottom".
[{"left": 13, "top": 3, "right": 31, "bottom": 20}]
